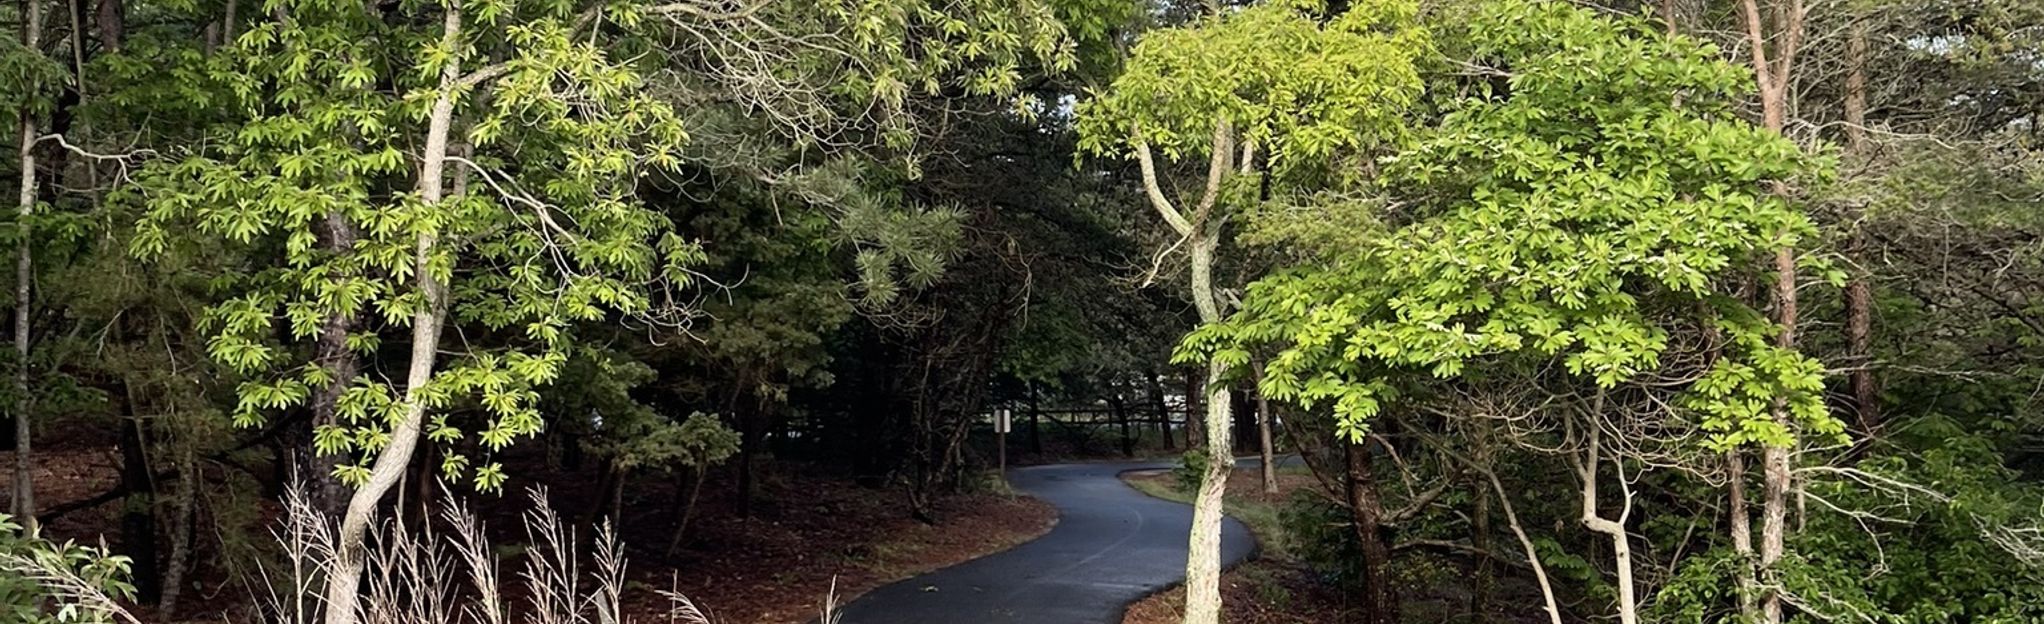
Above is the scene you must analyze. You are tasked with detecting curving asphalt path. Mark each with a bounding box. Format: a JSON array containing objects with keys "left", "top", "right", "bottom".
[{"left": 834, "top": 460, "right": 1256, "bottom": 624}]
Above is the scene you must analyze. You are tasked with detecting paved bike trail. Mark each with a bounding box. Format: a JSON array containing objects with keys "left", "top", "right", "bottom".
[{"left": 834, "top": 460, "right": 1256, "bottom": 624}]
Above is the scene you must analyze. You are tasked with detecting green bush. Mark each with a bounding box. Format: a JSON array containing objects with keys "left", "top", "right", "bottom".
[{"left": 1172, "top": 448, "right": 1210, "bottom": 494}]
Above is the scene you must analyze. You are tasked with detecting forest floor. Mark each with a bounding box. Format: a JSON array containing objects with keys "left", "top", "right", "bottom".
[
  {"left": 9, "top": 439, "right": 1058, "bottom": 624},
  {"left": 1118, "top": 465, "right": 1362, "bottom": 624},
  {"left": 1118, "top": 462, "right": 1561, "bottom": 624}
]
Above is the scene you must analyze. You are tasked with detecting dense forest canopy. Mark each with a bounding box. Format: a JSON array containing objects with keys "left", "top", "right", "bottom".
[{"left": 1, "top": 0, "right": 2041, "bottom": 622}]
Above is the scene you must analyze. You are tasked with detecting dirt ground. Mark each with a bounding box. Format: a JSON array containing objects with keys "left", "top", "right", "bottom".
[{"left": 6, "top": 442, "right": 1057, "bottom": 624}]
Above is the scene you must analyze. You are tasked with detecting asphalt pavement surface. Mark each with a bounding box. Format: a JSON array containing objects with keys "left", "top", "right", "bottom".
[{"left": 833, "top": 460, "right": 1256, "bottom": 624}]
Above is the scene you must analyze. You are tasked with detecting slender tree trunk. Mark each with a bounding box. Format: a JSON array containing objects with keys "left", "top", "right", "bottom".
[
  {"left": 1579, "top": 415, "right": 1638, "bottom": 624},
  {"left": 1181, "top": 369, "right": 1204, "bottom": 451},
  {"left": 666, "top": 465, "right": 707, "bottom": 555},
  {"left": 117, "top": 403, "right": 161, "bottom": 603},
  {"left": 1729, "top": 449, "right": 1758, "bottom": 618},
  {"left": 11, "top": 0, "right": 42, "bottom": 532},
  {"left": 1345, "top": 438, "right": 1397, "bottom": 624},
  {"left": 159, "top": 417, "right": 198, "bottom": 615},
  {"left": 1254, "top": 373, "right": 1275, "bottom": 496},
  {"left": 1026, "top": 382, "right": 1043, "bottom": 455},
  {"left": 1736, "top": 0, "right": 1804, "bottom": 618},
  {"left": 1843, "top": 22, "right": 1879, "bottom": 436},
  {"left": 1470, "top": 476, "right": 1493, "bottom": 618},
  {"left": 1181, "top": 219, "right": 1235, "bottom": 624},
  {"left": 1147, "top": 370, "right": 1172, "bottom": 450},
  {"left": 1112, "top": 389, "right": 1132, "bottom": 457},
  {"left": 321, "top": 7, "right": 460, "bottom": 622}
]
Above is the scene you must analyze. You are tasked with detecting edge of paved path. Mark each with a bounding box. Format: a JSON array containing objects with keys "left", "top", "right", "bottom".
[{"left": 825, "top": 457, "right": 1267, "bottom": 624}]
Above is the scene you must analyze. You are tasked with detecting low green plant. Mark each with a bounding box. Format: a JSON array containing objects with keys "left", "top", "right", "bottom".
[
  {"left": 0, "top": 515, "right": 136, "bottom": 624},
  {"left": 1173, "top": 449, "right": 1211, "bottom": 494}
]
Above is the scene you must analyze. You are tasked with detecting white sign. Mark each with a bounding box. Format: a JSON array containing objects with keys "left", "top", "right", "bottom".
[{"left": 996, "top": 408, "right": 1012, "bottom": 434}]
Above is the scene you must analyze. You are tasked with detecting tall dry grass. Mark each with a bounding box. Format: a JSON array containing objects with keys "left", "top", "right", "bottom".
[{"left": 9, "top": 483, "right": 846, "bottom": 624}]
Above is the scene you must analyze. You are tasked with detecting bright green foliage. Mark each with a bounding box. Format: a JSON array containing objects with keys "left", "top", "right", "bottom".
[
  {"left": 1075, "top": 0, "right": 1427, "bottom": 175},
  {"left": 0, "top": 515, "right": 135, "bottom": 624},
  {"left": 126, "top": 0, "right": 696, "bottom": 491},
  {"left": 1184, "top": 0, "right": 1842, "bottom": 447}
]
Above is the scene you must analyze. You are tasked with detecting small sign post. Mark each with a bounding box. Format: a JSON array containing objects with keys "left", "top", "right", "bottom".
[{"left": 996, "top": 407, "right": 1011, "bottom": 474}]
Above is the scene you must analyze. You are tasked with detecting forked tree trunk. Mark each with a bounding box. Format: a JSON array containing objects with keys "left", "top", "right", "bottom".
[
  {"left": 1736, "top": 0, "right": 1805, "bottom": 618},
  {"left": 11, "top": 0, "right": 42, "bottom": 532},
  {"left": 1132, "top": 118, "right": 1241, "bottom": 624},
  {"left": 321, "top": 6, "right": 460, "bottom": 623},
  {"left": 1578, "top": 414, "right": 1638, "bottom": 624}
]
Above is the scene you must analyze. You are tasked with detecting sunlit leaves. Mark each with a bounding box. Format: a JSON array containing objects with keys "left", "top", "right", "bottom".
[
  {"left": 125, "top": 0, "right": 704, "bottom": 494},
  {"left": 1190, "top": 0, "right": 1841, "bottom": 447},
  {"left": 1076, "top": 0, "right": 1427, "bottom": 176}
]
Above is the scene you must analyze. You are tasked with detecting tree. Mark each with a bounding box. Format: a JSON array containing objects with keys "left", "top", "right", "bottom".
[
  {"left": 1078, "top": 2, "right": 1426, "bottom": 620},
  {"left": 129, "top": 0, "right": 695, "bottom": 619},
  {"left": 1184, "top": 1, "right": 1843, "bottom": 622}
]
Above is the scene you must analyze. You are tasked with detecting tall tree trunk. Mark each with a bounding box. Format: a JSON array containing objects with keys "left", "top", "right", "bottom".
[
  {"left": 1728, "top": 449, "right": 1758, "bottom": 618},
  {"left": 159, "top": 416, "right": 198, "bottom": 616},
  {"left": 322, "top": 7, "right": 459, "bottom": 622},
  {"left": 1470, "top": 476, "right": 1493, "bottom": 618},
  {"left": 11, "top": 0, "right": 42, "bottom": 532},
  {"left": 1112, "top": 388, "right": 1132, "bottom": 457},
  {"left": 1132, "top": 120, "right": 1239, "bottom": 624},
  {"left": 1253, "top": 366, "right": 1275, "bottom": 496},
  {"left": 1736, "top": 0, "right": 1804, "bottom": 618},
  {"left": 303, "top": 210, "right": 359, "bottom": 518},
  {"left": 1842, "top": 21, "right": 1879, "bottom": 436},
  {"left": 1026, "top": 382, "right": 1043, "bottom": 455},
  {"left": 1182, "top": 230, "right": 1236, "bottom": 624},
  {"left": 1345, "top": 438, "right": 1397, "bottom": 624}
]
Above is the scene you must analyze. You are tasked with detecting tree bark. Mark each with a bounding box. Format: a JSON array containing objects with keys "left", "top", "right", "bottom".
[
  {"left": 93, "top": 0, "right": 121, "bottom": 52},
  {"left": 12, "top": 0, "right": 43, "bottom": 532},
  {"left": 1842, "top": 22, "right": 1879, "bottom": 436},
  {"left": 1578, "top": 415, "right": 1638, "bottom": 624},
  {"left": 159, "top": 420, "right": 198, "bottom": 616},
  {"left": 1728, "top": 449, "right": 1758, "bottom": 618},
  {"left": 1133, "top": 118, "right": 1239, "bottom": 624},
  {"left": 321, "top": 6, "right": 460, "bottom": 622},
  {"left": 303, "top": 209, "right": 360, "bottom": 519},
  {"left": 1345, "top": 438, "right": 1397, "bottom": 624},
  {"left": 1736, "top": 0, "right": 1804, "bottom": 618}
]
